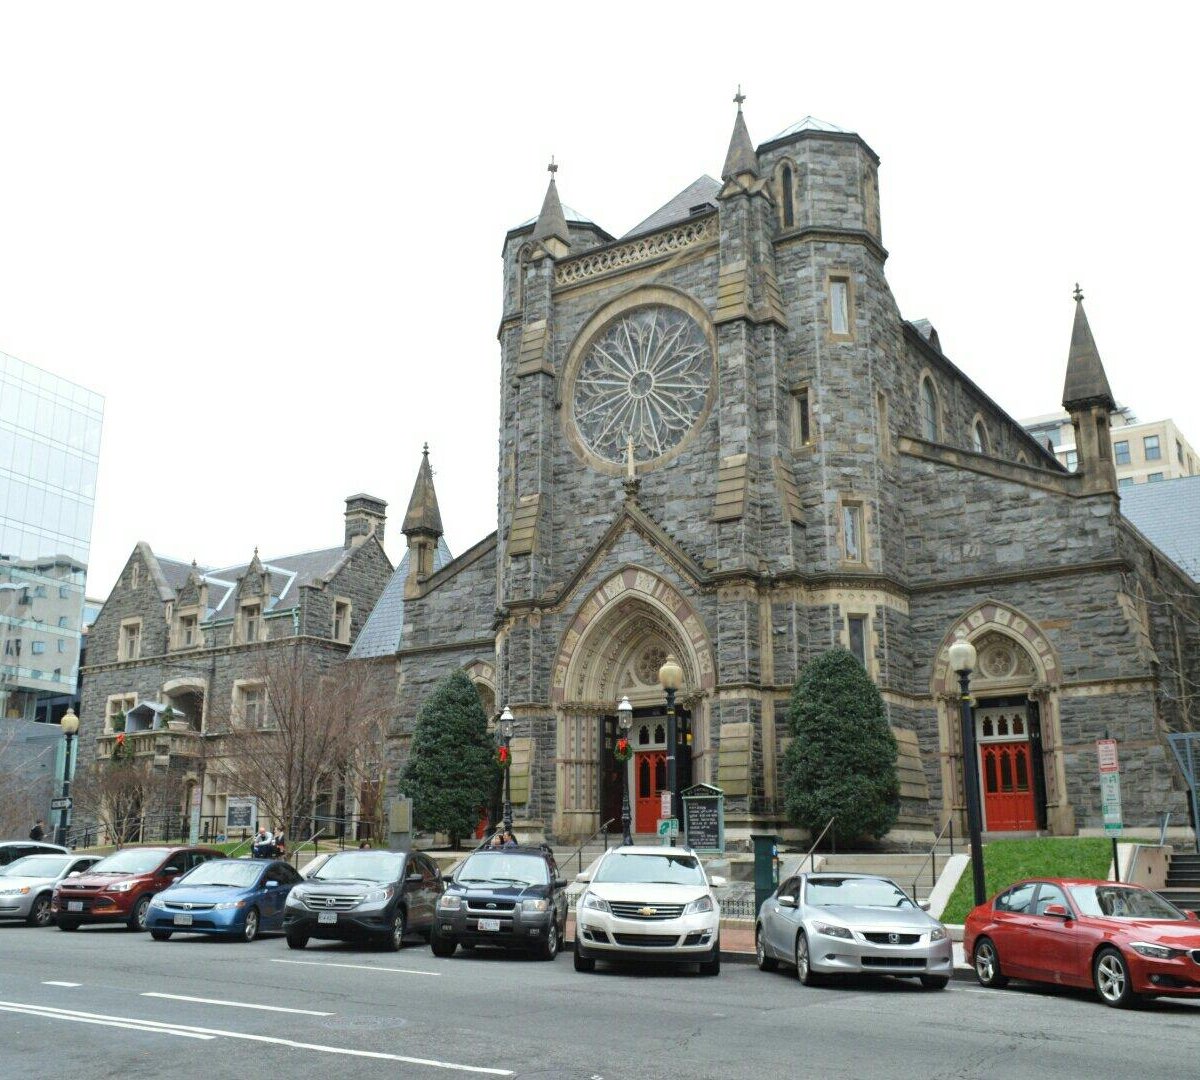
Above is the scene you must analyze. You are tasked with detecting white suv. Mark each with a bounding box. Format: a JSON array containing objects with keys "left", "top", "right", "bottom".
[{"left": 573, "top": 845, "right": 723, "bottom": 975}]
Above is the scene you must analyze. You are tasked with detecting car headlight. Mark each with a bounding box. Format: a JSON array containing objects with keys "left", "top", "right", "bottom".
[
  {"left": 0, "top": 886, "right": 30, "bottom": 896},
  {"left": 684, "top": 895, "right": 714, "bottom": 915},
  {"left": 214, "top": 900, "right": 247, "bottom": 910},
  {"left": 364, "top": 886, "right": 394, "bottom": 904},
  {"left": 814, "top": 922, "right": 853, "bottom": 940},
  {"left": 285, "top": 892, "right": 304, "bottom": 907},
  {"left": 521, "top": 898, "right": 549, "bottom": 913},
  {"left": 582, "top": 893, "right": 611, "bottom": 914},
  {"left": 1130, "top": 941, "right": 1183, "bottom": 959},
  {"left": 438, "top": 893, "right": 462, "bottom": 911},
  {"left": 109, "top": 881, "right": 136, "bottom": 893},
  {"left": 149, "top": 895, "right": 166, "bottom": 909},
  {"left": 929, "top": 926, "right": 947, "bottom": 942}
]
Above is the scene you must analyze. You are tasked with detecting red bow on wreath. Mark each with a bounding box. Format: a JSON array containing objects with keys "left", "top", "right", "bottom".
[
  {"left": 614, "top": 737, "right": 632, "bottom": 763},
  {"left": 497, "top": 745, "right": 510, "bottom": 769}
]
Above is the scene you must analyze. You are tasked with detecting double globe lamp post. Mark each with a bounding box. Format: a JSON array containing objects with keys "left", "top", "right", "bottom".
[{"left": 948, "top": 639, "right": 987, "bottom": 906}]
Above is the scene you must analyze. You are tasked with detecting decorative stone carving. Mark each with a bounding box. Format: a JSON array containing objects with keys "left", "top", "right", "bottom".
[{"left": 554, "top": 217, "right": 716, "bottom": 287}]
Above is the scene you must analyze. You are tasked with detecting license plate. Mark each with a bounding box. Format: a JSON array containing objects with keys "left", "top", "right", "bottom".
[
  {"left": 318, "top": 911, "right": 338, "bottom": 925},
  {"left": 67, "top": 901, "right": 82, "bottom": 912},
  {"left": 173, "top": 913, "right": 193, "bottom": 926},
  {"left": 478, "top": 918, "right": 500, "bottom": 932}
]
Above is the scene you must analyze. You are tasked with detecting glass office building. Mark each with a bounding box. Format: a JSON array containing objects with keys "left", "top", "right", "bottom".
[{"left": 0, "top": 349, "right": 103, "bottom": 723}]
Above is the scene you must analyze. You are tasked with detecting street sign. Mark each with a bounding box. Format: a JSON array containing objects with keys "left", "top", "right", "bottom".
[
  {"left": 657, "top": 817, "right": 679, "bottom": 837},
  {"left": 1097, "top": 739, "right": 1123, "bottom": 844},
  {"left": 50, "top": 797, "right": 72, "bottom": 811},
  {"left": 1097, "top": 739, "right": 1119, "bottom": 773},
  {"left": 660, "top": 791, "right": 672, "bottom": 818}
]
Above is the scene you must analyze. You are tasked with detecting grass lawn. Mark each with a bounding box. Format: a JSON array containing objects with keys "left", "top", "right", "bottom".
[{"left": 940, "top": 837, "right": 1113, "bottom": 924}]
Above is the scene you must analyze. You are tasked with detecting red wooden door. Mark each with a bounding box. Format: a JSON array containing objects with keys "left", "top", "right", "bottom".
[
  {"left": 981, "top": 742, "right": 1037, "bottom": 830},
  {"left": 634, "top": 751, "right": 667, "bottom": 834}
]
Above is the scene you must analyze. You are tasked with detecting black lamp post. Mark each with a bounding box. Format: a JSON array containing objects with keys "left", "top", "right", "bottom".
[
  {"left": 617, "top": 695, "right": 633, "bottom": 846},
  {"left": 499, "top": 705, "right": 514, "bottom": 834},
  {"left": 657, "top": 654, "right": 683, "bottom": 847},
  {"left": 56, "top": 707, "right": 80, "bottom": 848},
  {"left": 949, "top": 640, "right": 986, "bottom": 906}
]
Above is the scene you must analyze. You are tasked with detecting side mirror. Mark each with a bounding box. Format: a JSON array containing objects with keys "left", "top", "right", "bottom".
[
  {"left": 163, "top": 867, "right": 181, "bottom": 876},
  {"left": 264, "top": 880, "right": 279, "bottom": 889},
  {"left": 1043, "top": 903, "right": 1069, "bottom": 918},
  {"left": 553, "top": 878, "right": 567, "bottom": 889},
  {"left": 1185, "top": 910, "right": 1199, "bottom": 922},
  {"left": 778, "top": 895, "right": 796, "bottom": 908},
  {"left": 67, "top": 871, "right": 81, "bottom": 878},
  {"left": 709, "top": 875, "right": 727, "bottom": 888},
  {"left": 575, "top": 872, "right": 590, "bottom": 884},
  {"left": 918, "top": 900, "right": 932, "bottom": 912}
]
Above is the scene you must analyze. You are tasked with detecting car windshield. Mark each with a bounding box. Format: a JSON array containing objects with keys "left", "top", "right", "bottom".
[
  {"left": 593, "top": 852, "right": 705, "bottom": 886},
  {"left": 88, "top": 849, "right": 169, "bottom": 875},
  {"left": 312, "top": 851, "right": 403, "bottom": 883},
  {"left": 181, "top": 861, "right": 263, "bottom": 888},
  {"left": 1068, "top": 885, "right": 1185, "bottom": 920},
  {"left": 806, "top": 877, "right": 914, "bottom": 908},
  {"left": 0, "top": 855, "right": 71, "bottom": 877},
  {"left": 457, "top": 852, "right": 549, "bottom": 886}
]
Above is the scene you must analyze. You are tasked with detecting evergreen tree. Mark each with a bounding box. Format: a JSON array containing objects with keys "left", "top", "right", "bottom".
[
  {"left": 402, "top": 670, "right": 497, "bottom": 847},
  {"left": 781, "top": 648, "right": 899, "bottom": 843}
]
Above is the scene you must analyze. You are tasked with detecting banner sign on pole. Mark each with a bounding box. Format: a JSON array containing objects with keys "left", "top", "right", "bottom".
[{"left": 1097, "top": 740, "right": 1122, "bottom": 837}]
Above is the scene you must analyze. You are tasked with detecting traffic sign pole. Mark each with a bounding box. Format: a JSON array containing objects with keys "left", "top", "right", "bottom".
[{"left": 1098, "top": 735, "right": 1122, "bottom": 881}]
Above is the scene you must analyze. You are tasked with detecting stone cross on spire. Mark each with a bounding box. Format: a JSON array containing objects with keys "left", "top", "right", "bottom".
[
  {"left": 1073, "top": 283, "right": 1083, "bottom": 302},
  {"left": 734, "top": 85, "right": 746, "bottom": 110},
  {"left": 548, "top": 156, "right": 557, "bottom": 174}
]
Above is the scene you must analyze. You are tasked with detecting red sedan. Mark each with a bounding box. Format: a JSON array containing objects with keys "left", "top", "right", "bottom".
[{"left": 964, "top": 877, "right": 1200, "bottom": 1008}]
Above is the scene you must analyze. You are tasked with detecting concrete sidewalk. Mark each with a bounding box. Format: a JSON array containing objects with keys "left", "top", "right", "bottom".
[{"left": 566, "top": 914, "right": 976, "bottom": 980}]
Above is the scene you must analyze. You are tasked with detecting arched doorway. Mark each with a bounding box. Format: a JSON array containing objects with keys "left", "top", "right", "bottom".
[{"left": 550, "top": 567, "right": 714, "bottom": 840}]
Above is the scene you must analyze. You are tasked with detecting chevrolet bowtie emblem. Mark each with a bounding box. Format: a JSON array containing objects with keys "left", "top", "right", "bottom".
[{"left": 639, "top": 907, "right": 657, "bottom": 916}]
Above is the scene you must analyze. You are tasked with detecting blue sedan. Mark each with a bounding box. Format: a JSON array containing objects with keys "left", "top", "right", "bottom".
[{"left": 146, "top": 858, "right": 303, "bottom": 942}]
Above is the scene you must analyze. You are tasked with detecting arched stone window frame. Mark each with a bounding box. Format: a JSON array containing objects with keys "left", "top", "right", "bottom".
[
  {"left": 162, "top": 676, "right": 208, "bottom": 733},
  {"left": 918, "top": 370, "right": 941, "bottom": 443},
  {"left": 971, "top": 413, "right": 990, "bottom": 455},
  {"left": 774, "top": 158, "right": 798, "bottom": 229},
  {"left": 463, "top": 659, "right": 498, "bottom": 723}
]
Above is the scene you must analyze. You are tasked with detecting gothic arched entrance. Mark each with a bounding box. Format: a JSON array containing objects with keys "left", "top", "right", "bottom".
[{"left": 550, "top": 567, "right": 714, "bottom": 840}]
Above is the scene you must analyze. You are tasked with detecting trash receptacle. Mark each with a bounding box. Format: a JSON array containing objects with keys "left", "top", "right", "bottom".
[{"left": 751, "top": 833, "right": 779, "bottom": 918}]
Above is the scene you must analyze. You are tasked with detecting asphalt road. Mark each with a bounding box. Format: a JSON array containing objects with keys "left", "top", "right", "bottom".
[{"left": 1, "top": 922, "right": 1197, "bottom": 1080}]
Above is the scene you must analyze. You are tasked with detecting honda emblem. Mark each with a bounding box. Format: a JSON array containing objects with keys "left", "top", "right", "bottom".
[{"left": 888, "top": 932, "right": 899, "bottom": 944}]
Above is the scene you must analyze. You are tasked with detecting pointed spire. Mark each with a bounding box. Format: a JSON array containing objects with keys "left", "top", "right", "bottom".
[
  {"left": 722, "top": 86, "right": 759, "bottom": 181},
  {"left": 1062, "top": 284, "right": 1116, "bottom": 411},
  {"left": 402, "top": 444, "right": 444, "bottom": 539},
  {"left": 531, "top": 158, "right": 570, "bottom": 247}
]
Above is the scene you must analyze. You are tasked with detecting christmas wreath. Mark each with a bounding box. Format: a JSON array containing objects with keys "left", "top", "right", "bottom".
[
  {"left": 496, "top": 745, "right": 510, "bottom": 770},
  {"left": 613, "top": 736, "right": 632, "bottom": 763},
  {"left": 112, "top": 732, "right": 130, "bottom": 763}
]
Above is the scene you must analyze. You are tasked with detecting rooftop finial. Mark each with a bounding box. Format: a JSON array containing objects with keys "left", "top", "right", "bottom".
[
  {"left": 1073, "top": 282, "right": 1083, "bottom": 302},
  {"left": 422, "top": 442, "right": 429, "bottom": 457},
  {"left": 548, "top": 156, "right": 557, "bottom": 175},
  {"left": 733, "top": 85, "right": 746, "bottom": 111}
]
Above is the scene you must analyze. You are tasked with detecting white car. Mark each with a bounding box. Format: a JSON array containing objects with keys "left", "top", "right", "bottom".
[
  {"left": 0, "top": 853, "right": 102, "bottom": 926},
  {"left": 573, "top": 845, "right": 723, "bottom": 975}
]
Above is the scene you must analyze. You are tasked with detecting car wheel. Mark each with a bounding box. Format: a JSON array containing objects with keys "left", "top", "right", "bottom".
[
  {"left": 756, "top": 926, "right": 778, "bottom": 972},
  {"left": 699, "top": 937, "right": 720, "bottom": 976},
  {"left": 430, "top": 928, "right": 457, "bottom": 958},
  {"left": 795, "top": 930, "right": 819, "bottom": 986},
  {"left": 27, "top": 894, "right": 53, "bottom": 927},
  {"left": 240, "top": 908, "right": 259, "bottom": 943},
  {"left": 573, "top": 936, "right": 595, "bottom": 973},
  {"left": 1094, "top": 946, "right": 1139, "bottom": 1008},
  {"left": 537, "top": 920, "right": 559, "bottom": 961},
  {"left": 128, "top": 896, "right": 151, "bottom": 932},
  {"left": 57, "top": 919, "right": 78, "bottom": 932},
  {"left": 286, "top": 933, "right": 308, "bottom": 950},
  {"left": 972, "top": 937, "right": 1008, "bottom": 989},
  {"left": 150, "top": 930, "right": 173, "bottom": 942},
  {"left": 383, "top": 909, "right": 406, "bottom": 952},
  {"left": 920, "top": 975, "right": 949, "bottom": 990}
]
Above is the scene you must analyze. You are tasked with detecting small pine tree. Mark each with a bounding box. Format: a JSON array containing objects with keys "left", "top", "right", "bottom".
[
  {"left": 781, "top": 648, "right": 899, "bottom": 843},
  {"left": 402, "top": 670, "right": 497, "bottom": 848}
]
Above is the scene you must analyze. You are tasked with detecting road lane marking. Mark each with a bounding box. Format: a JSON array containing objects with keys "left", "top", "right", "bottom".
[
  {"left": 0, "top": 999, "right": 511, "bottom": 1075},
  {"left": 42, "top": 981, "right": 81, "bottom": 988},
  {"left": 0, "top": 1002, "right": 213, "bottom": 1040},
  {"left": 268, "top": 958, "right": 440, "bottom": 977},
  {"left": 142, "top": 992, "right": 333, "bottom": 1016}
]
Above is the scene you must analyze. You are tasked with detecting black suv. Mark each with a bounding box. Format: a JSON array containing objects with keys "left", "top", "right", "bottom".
[
  {"left": 283, "top": 849, "right": 443, "bottom": 951},
  {"left": 431, "top": 844, "right": 567, "bottom": 960}
]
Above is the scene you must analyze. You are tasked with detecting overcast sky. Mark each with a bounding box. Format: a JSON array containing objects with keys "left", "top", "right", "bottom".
[{"left": 1, "top": 2, "right": 1196, "bottom": 599}]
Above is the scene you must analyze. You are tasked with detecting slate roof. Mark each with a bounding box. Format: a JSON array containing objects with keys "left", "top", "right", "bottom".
[
  {"left": 515, "top": 204, "right": 597, "bottom": 229},
  {"left": 768, "top": 115, "right": 849, "bottom": 139},
  {"left": 349, "top": 536, "right": 454, "bottom": 659},
  {"left": 623, "top": 176, "right": 721, "bottom": 238},
  {"left": 1121, "top": 476, "right": 1200, "bottom": 582}
]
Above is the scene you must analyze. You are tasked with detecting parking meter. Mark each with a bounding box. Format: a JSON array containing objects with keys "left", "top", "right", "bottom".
[{"left": 751, "top": 833, "right": 779, "bottom": 917}]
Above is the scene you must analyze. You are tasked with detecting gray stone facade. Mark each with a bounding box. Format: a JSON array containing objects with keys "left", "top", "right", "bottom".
[{"left": 380, "top": 108, "right": 1200, "bottom": 846}]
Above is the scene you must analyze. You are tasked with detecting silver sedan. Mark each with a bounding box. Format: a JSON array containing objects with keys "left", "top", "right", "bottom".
[
  {"left": 0, "top": 853, "right": 102, "bottom": 926},
  {"left": 755, "top": 872, "right": 953, "bottom": 989}
]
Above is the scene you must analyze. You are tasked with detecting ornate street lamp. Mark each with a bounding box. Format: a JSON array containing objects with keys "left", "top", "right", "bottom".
[
  {"left": 498, "top": 705, "right": 514, "bottom": 835},
  {"left": 949, "top": 639, "right": 986, "bottom": 906},
  {"left": 616, "top": 696, "right": 633, "bottom": 846},
  {"left": 657, "top": 654, "right": 684, "bottom": 847},
  {"left": 56, "top": 707, "right": 80, "bottom": 848}
]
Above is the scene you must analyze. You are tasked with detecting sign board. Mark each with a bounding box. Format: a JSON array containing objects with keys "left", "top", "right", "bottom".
[
  {"left": 657, "top": 817, "right": 679, "bottom": 837},
  {"left": 1097, "top": 740, "right": 1122, "bottom": 836},
  {"left": 388, "top": 796, "right": 414, "bottom": 852},
  {"left": 225, "top": 796, "right": 257, "bottom": 832},
  {"left": 1097, "top": 739, "right": 1119, "bottom": 773},
  {"left": 50, "top": 797, "right": 72, "bottom": 811},
  {"left": 682, "top": 783, "right": 725, "bottom": 854},
  {"left": 188, "top": 784, "right": 203, "bottom": 845},
  {"left": 660, "top": 791, "right": 673, "bottom": 818}
]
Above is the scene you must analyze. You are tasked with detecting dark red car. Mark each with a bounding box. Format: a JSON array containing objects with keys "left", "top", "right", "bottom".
[
  {"left": 964, "top": 877, "right": 1200, "bottom": 1008},
  {"left": 53, "top": 846, "right": 222, "bottom": 932}
]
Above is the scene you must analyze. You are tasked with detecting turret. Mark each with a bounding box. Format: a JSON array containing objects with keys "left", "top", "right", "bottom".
[
  {"left": 402, "top": 445, "right": 444, "bottom": 599},
  {"left": 1062, "top": 285, "right": 1118, "bottom": 496}
]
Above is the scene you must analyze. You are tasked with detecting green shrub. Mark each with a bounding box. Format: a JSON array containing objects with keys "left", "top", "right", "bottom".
[{"left": 782, "top": 648, "right": 899, "bottom": 843}]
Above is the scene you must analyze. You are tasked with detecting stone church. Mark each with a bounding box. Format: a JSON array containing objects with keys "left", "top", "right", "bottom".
[{"left": 356, "top": 101, "right": 1200, "bottom": 846}]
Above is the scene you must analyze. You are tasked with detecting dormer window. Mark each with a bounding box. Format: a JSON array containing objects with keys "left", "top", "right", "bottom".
[
  {"left": 240, "top": 604, "right": 261, "bottom": 644},
  {"left": 178, "top": 613, "right": 197, "bottom": 648}
]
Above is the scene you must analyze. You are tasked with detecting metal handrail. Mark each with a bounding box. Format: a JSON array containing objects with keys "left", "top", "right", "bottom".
[
  {"left": 911, "top": 816, "right": 955, "bottom": 901},
  {"left": 1159, "top": 811, "right": 1172, "bottom": 847},
  {"left": 563, "top": 818, "right": 618, "bottom": 876},
  {"left": 798, "top": 816, "right": 836, "bottom": 874}
]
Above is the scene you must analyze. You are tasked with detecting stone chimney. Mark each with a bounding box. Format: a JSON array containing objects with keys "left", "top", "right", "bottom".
[{"left": 344, "top": 494, "right": 387, "bottom": 548}]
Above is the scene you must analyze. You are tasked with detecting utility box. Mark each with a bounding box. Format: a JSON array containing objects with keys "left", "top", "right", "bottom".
[{"left": 750, "top": 833, "right": 779, "bottom": 918}]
